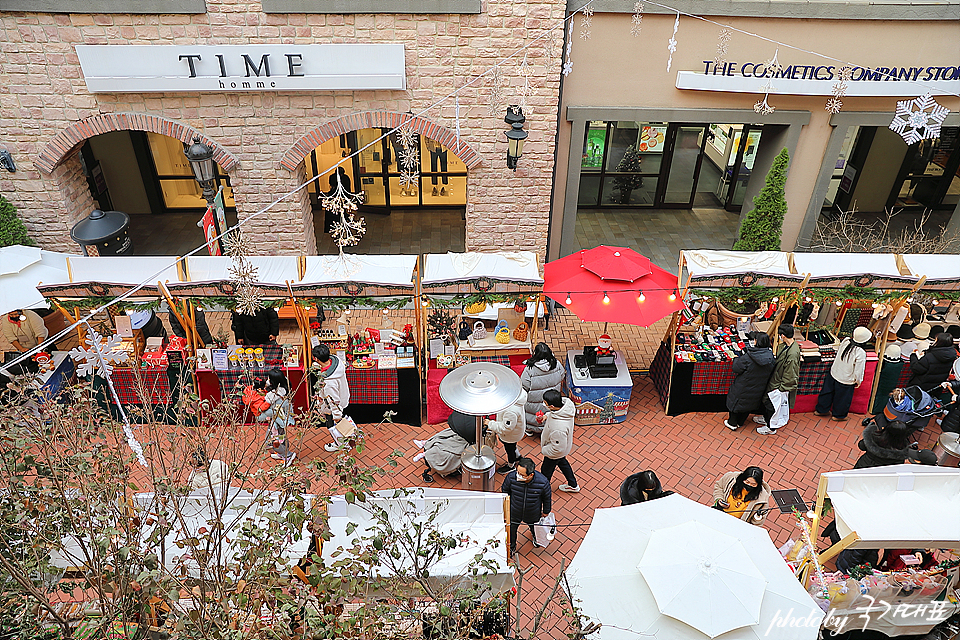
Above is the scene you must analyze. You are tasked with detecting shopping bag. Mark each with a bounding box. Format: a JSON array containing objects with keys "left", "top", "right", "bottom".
[
  {"left": 768, "top": 389, "right": 790, "bottom": 429},
  {"left": 534, "top": 513, "right": 556, "bottom": 548},
  {"left": 330, "top": 415, "right": 358, "bottom": 441}
]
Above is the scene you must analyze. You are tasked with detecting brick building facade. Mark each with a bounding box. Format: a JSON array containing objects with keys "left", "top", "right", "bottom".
[{"left": 0, "top": 0, "right": 565, "bottom": 256}]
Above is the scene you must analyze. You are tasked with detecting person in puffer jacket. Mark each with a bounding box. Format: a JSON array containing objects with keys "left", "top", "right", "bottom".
[
  {"left": 486, "top": 389, "right": 527, "bottom": 474},
  {"left": 539, "top": 390, "right": 580, "bottom": 493},
  {"left": 908, "top": 332, "right": 958, "bottom": 389},
  {"left": 500, "top": 457, "right": 552, "bottom": 555},
  {"left": 521, "top": 342, "right": 565, "bottom": 435},
  {"left": 938, "top": 359, "right": 960, "bottom": 433},
  {"left": 257, "top": 369, "right": 296, "bottom": 466},
  {"left": 312, "top": 344, "right": 351, "bottom": 452}
]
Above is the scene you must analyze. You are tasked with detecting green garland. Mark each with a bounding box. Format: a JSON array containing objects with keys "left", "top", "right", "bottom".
[
  {"left": 423, "top": 293, "right": 535, "bottom": 309},
  {"left": 51, "top": 297, "right": 162, "bottom": 313},
  {"left": 295, "top": 296, "right": 413, "bottom": 311},
  {"left": 421, "top": 276, "right": 541, "bottom": 290}
]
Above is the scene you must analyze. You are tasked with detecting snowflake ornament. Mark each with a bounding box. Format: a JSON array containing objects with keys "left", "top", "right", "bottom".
[
  {"left": 665, "top": 13, "right": 679, "bottom": 73},
  {"left": 235, "top": 283, "right": 265, "bottom": 316},
  {"left": 825, "top": 97, "right": 843, "bottom": 114},
  {"left": 889, "top": 94, "right": 950, "bottom": 145},
  {"left": 631, "top": 1, "right": 643, "bottom": 37},
  {"left": 579, "top": 4, "right": 593, "bottom": 40},
  {"left": 562, "top": 18, "right": 574, "bottom": 77},
  {"left": 70, "top": 330, "right": 130, "bottom": 377},
  {"left": 714, "top": 28, "right": 732, "bottom": 66},
  {"left": 224, "top": 230, "right": 252, "bottom": 258},
  {"left": 396, "top": 125, "right": 420, "bottom": 187},
  {"left": 487, "top": 66, "right": 506, "bottom": 116}
]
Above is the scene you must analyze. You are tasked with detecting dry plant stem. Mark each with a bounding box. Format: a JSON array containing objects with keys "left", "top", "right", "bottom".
[
  {"left": 808, "top": 205, "right": 960, "bottom": 253},
  {"left": 527, "top": 557, "right": 566, "bottom": 639}
]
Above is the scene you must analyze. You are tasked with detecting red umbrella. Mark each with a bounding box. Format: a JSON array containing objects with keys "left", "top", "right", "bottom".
[
  {"left": 579, "top": 245, "right": 652, "bottom": 282},
  {"left": 544, "top": 247, "right": 685, "bottom": 327}
]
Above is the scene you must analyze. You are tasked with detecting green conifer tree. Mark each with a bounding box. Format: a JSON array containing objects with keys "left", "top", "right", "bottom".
[
  {"left": 733, "top": 147, "right": 789, "bottom": 251},
  {"left": 0, "top": 194, "right": 34, "bottom": 247},
  {"left": 613, "top": 145, "right": 643, "bottom": 204}
]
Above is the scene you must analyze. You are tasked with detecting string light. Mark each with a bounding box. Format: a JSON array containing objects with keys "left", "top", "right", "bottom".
[
  {"left": 871, "top": 303, "right": 879, "bottom": 308},
  {"left": 772, "top": 296, "right": 779, "bottom": 302},
  {"left": 382, "top": 308, "right": 389, "bottom": 314},
  {"left": 736, "top": 298, "right": 744, "bottom": 304},
  {"left": 602, "top": 292, "right": 610, "bottom": 304},
  {"left": 907, "top": 297, "right": 914, "bottom": 303},
  {"left": 638, "top": 291, "right": 646, "bottom": 302},
  {"left": 668, "top": 290, "right": 677, "bottom": 302},
  {"left": 835, "top": 300, "right": 843, "bottom": 307},
  {"left": 345, "top": 308, "right": 352, "bottom": 314},
  {"left": 566, "top": 293, "right": 572, "bottom": 305},
  {"left": 421, "top": 299, "right": 429, "bottom": 307},
  {"left": 303, "top": 305, "right": 311, "bottom": 311},
  {"left": 805, "top": 296, "right": 812, "bottom": 302}
]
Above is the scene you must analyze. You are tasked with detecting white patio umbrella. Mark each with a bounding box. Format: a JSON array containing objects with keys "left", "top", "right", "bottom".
[
  {"left": 567, "top": 495, "right": 824, "bottom": 640},
  {"left": 0, "top": 250, "right": 69, "bottom": 316},
  {"left": 0, "top": 245, "right": 41, "bottom": 276}
]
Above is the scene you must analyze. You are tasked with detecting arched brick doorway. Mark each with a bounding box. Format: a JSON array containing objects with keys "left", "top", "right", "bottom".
[
  {"left": 283, "top": 112, "right": 482, "bottom": 255},
  {"left": 37, "top": 114, "right": 240, "bottom": 256}
]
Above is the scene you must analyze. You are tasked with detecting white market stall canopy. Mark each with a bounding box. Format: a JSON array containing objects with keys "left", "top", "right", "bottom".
[
  {"left": 168, "top": 255, "right": 301, "bottom": 297},
  {"left": 322, "top": 487, "right": 514, "bottom": 592},
  {"left": 823, "top": 465, "right": 960, "bottom": 548},
  {"left": 293, "top": 254, "right": 418, "bottom": 298},
  {"left": 681, "top": 250, "right": 960, "bottom": 291},
  {"left": 422, "top": 252, "right": 543, "bottom": 295},
  {"left": 36, "top": 255, "right": 184, "bottom": 298},
  {"left": 0, "top": 246, "right": 69, "bottom": 316}
]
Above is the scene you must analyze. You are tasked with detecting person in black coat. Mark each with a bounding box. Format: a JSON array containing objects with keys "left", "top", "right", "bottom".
[
  {"left": 908, "top": 332, "right": 958, "bottom": 388},
  {"left": 231, "top": 307, "right": 279, "bottom": 345},
  {"left": 169, "top": 308, "right": 214, "bottom": 346},
  {"left": 853, "top": 420, "right": 929, "bottom": 468},
  {"left": 501, "top": 457, "right": 551, "bottom": 555},
  {"left": 725, "top": 332, "right": 776, "bottom": 430},
  {"left": 939, "top": 363, "right": 960, "bottom": 433},
  {"left": 620, "top": 470, "right": 675, "bottom": 505}
]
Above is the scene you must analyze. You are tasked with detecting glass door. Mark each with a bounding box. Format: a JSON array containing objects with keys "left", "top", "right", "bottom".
[
  {"left": 658, "top": 125, "right": 708, "bottom": 207},
  {"left": 889, "top": 127, "right": 960, "bottom": 210},
  {"left": 725, "top": 126, "right": 763, "bottom": 210},
  {"left": 577, "top": 121, "right": 665, "bottom": 206}
]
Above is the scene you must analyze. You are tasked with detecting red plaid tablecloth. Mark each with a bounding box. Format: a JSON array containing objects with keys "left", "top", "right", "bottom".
[
  {"left": 690, "top": 361, "right": 735, "bottom": 395},
  {"left": 896, "top": 362, "right": 914, "bottom": 388},
  {"left": 108, "top": 367, "right": 172, "bottom": 404},
  {"left": 797, "top": 360, "right": 832, "bottom": 395},
  {"left": 346, "top": 367, "right": 399, "bottom": 404},
  {"left": 213, "top": 367, "right": 295, "bottom": 398}
]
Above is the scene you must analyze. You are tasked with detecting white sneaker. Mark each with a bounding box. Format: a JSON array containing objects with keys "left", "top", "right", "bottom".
[
  {"left": 559, "top": 484, "right": 581, "bottom": 493},
  {"left": 752, "top": 416, "right": 766, "bottom": 425},
  {"left": 756, "top": 426, "right": 776, "bottom": 435},
  {"left": 414, "top": 439, "right": 426, "bottom": 449},
  {"left": 324, "top": 442, "right": 340, "bottom": 452},
  {"left": 724, "top": 420, "right": 738, "bottom": 431},
  {"left": 270, "top": 453, "right": 283, "bottom": 460},
  {"left": 283, "top": 452, "right": 296, "bottom": 467}
]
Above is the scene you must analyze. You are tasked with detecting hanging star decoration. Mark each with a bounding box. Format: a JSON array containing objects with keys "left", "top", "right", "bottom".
[
  {"left": 397, "top": 126, "right": 420, "bottom": 189},
  {"left": 488, "top": 65, "right": 506, "bottom": 116},
  {"left": 563, "top": 17, "right": 574, "bottom": 76},
  {"left": 579, "top": 3, "right": 593, "bottom": 40},
  {"left": 630, "top": 1, "right": 644, "bottom": 37},
  {"left": 666, "top": 12, "right": 679, "bottom": 73},
  {"left": 761, "top": 47, "right": 783, "bottom": 77},
  {"left": 70, "top": 329, "right": 130, "bottom": 377},
  {"left": 225, "top": 229, "right": 265, "bottom": 316},
  {"left": 826, "top": 66, "right": 852, "bottom": 114},
  {"left": 518, "top": 53, "right": 533, "bottom": 115},
  {"left": 889, "top": 93, "right": 950, "bottom": 145},
  {"left": 323, "top": 169, "right": 367, "bottom": 252},
  {"left": 714, "top": 28, "right": 732, "bottom": 66}
]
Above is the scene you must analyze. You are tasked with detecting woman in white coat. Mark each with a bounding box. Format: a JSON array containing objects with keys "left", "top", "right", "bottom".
[
  {"left": 520, "top": 343, "right": 565, "bottom": 436},
  {"left": 486, "top": 389, "right": 527, "bottom": 473}
]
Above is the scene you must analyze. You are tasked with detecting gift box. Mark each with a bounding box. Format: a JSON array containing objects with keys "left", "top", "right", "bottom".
[{"left": 142, "top": 350, "right": 168, "bottom": 368}]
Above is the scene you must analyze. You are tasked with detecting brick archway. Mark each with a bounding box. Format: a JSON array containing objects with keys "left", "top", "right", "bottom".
[
  {"left": 35, "top": 113, "right": 240, "bottom": 175},
  {"left": 280, "top": 111, "right": 482, "bottom": 172}
]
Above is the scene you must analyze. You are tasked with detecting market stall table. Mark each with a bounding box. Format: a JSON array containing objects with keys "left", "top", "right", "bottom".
[
  {"left": 342, "top": 365, "right": 421, "bottom": 427},
  {"left": 426, "top": 355, "right": 528, "bottom": 425},
  {"left": 565, "top": 350, "right": 632, "bottom": 425},
  {"left": 650, "top": 343, "right": 878, "bottom": 416},
  {"left": 37, "top": 351, "right": 75, "bottom": 400}
]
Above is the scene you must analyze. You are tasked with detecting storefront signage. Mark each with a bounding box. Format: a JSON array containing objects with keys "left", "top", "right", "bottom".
[
  {"left": 676, "top": 61, "right": 959, "bottom": 96},
  {"left": 76, "top": 44, "right": 406, "bottom": 93}
]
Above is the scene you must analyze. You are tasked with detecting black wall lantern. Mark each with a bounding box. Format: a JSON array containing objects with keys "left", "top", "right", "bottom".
[
  {"left": 183, "top": 136, "right": 218, "bottom": 204},
  {"left": 504, "top": 106, "right": 528, "bottom": 171},
  {"left": 0, "top": 149, "right": 15, "bottom": 173}
]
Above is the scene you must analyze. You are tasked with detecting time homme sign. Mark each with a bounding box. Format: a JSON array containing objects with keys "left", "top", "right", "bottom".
[{"left": 76, "top": 44, "right": 406, "bottom": 93}]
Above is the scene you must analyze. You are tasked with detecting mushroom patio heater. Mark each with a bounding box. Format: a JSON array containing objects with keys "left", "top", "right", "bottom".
[{"left": 439, "top": 362, "right": 522, "bottom": 491}]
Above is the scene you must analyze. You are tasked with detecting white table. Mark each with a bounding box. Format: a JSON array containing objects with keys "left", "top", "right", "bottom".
[{"left": 565, "top": 350, "right": 632, "bottom": 425}]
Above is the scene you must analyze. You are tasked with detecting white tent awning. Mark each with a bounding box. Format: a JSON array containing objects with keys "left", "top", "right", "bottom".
[
  {"left": 184, "top": 256, "right": 300, "bottom": 286},
  {"left": 67, "top": 256, "right": 182, "bottom": 287},
  {"left": 681, "top": 250, "right": 795, "bottom": 280},
  {"left": 823, "top": 465, "right": 960, "bottom": 548},
  {"left": 791, "top": 253, "right": 909, "bottom": 281},
  {"left": 901, "top": 254, "right": 960, "bottom": 282},
  {"left": 0, "top": 250, "right": 69, "bottom": 315},
  {"left": 423, "top": 252, "right": 542, "bottom": 285},
  {"left": 300, "top": 255, "right": 417, "bottom": 287}
]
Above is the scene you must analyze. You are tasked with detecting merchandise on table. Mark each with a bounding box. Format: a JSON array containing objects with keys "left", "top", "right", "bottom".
[{"left": 673, "top": 325, "right": 746, "bottom": 363}]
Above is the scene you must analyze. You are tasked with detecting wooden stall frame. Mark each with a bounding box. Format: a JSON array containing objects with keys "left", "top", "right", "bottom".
[{"left": 866, "top": 275, "right": 926, "bottom": 411}]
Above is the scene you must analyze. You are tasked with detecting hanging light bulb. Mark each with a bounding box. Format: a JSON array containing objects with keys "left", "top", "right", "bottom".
[
  {"left": 602, "top": 292, "right": 610, "bottom": 304},
  {"left": 668, "top": 290, "right": 677, "bottom": 302},
  {"left": 345, "top": 308, "right": 352, "bottom": 314},
  {"left": 772, "top": 296, "right": 779, "bottom": 302},
  {"left": 382, "top": 308, "right": 389, "bottom": 315},
  {"left": 871, "top": 303, "right": 879, "bottom": 309},
  {"left": 303, "top": 305, "right": 311, "bottom": 311},
  {"left": 932, "top": 299, "right": 939, "bottom": 306},
  {"left": 835, "top": 300, "right": 843, "bottom": 307},
  {"left": 907, "top": 297, "right": 914, "bottom": 303},
  {"left": 805, "top": 296, "right": 812, "bottom": 302},
  {"left": 421, "top": 298, "right": 429, "bottom": 307},
  {"left": 638, "top": 291, "right": 646, "bottom": 302},
  {"left": 196, "top": 306, "right": 204, "bottom": 312},
  {"left": 736, "top": 298, "right": 744, "bottom": 304},
  {"left": 565, "top": 293, "right": 572, "bottom": 305}
]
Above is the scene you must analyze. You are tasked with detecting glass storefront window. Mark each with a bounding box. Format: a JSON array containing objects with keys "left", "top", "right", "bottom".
[
  {"left": 602, "top": 176, "right": 656, "bottom": 206},
  {"left": 823, "top": 127, "right": 860, "bottom": 210},
  {"left": 582, "top": 122, "right": 607, "bottom": 170},
  {"left": 146, "top": 132, "right": 234, "bottom": 210}
]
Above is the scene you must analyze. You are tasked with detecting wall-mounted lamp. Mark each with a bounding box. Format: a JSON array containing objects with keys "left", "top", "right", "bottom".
[
  {"left": 0, "top": 149, "right": 16, "bottom": 173},
  {"left": 504, "top": 106, "right": 528, "bottom": 171}
]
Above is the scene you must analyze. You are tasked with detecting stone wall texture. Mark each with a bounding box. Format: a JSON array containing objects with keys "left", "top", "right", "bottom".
[{"left": 0, "top": 0, "right": 566, "bottom": 256}]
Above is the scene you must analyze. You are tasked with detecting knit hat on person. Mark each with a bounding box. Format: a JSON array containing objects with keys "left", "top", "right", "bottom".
[
  {"left": 913, "top": 322, "right": 931, "bottom": 339},
  {"left": 883, "top": 345, "right": 901, "bottom": 361},
  {"left": 853, "top": 326, "right": 872, "bottom": 344}
]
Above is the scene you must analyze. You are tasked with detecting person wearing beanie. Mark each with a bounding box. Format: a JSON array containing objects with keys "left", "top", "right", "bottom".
[
  {"left": 871, "top": 344, "right": 904, "bottom": 415},
  {"left": 816, "top": 326, "right": 871, "bottom": 422}
]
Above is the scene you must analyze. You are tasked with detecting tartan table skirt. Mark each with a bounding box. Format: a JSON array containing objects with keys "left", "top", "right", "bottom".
[
  {"left": 896, "top": 362, "right": 914, "bottom": 389},
  {"left": 688, "top": 359, "right": 834, "bottom": 396},
  {"left": 108, "top": 367, "right": 173, "bottom": 404},
  {"left": 345, "top": 367, "right": 399, "bottom": 404}
]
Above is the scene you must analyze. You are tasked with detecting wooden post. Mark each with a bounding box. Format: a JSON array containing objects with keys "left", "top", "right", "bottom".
[
  {"left": 414, "top": 256, "right": 426, "bottom": 427},
  {"left": 285, "top": 281, "right": 311, "bottom": 370},
  {"left": 503, "top": 494, "right": 512, "bottom": 564},
  {"left": 529, "top": 293, "right": 542, "bottom": 349},
  {"left": 158, "top": 282, "right": 195, "bottom": 351},
  {"left": 867, "top": 275, "right": 926, "bottom": 410}
]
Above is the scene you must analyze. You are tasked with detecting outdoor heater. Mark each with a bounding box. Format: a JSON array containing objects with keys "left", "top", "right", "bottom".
[{"left": 439, "top": 362, "right": 522, "bottom": 492}]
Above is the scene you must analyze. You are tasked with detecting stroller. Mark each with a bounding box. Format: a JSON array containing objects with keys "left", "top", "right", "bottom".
[{"left": 862, "top": 385, "right": 945, "bottom": 434}]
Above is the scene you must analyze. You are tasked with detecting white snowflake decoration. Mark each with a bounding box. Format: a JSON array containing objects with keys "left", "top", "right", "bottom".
[
  {"left": 397, "top": 126, "right": 420, "bottom": 187},
  {"left": 518, "top": 54, "right": 533, "bottom": 116},
  {"left": 562, "top": 18, "right": 574, "bottom": 76},
  {"left": 826, "top": 66, "right": 852, "bottom": 114},
  {"left": 487, "top": 66, "right": 506, "bottom": 116},
  {"left": 70, "top": 330, "right": 130, "bottom": 377},
  {"left": 579, "top": 4, "right": 593, "bottom": 40},
  {"left": 631, "top": 1, "right": 643, "bottom": 37},
  {"left": 235, "top": 283, "right": 265, "bottom": 316},
  {"left": 825, "top": 97, "right": 843, "bottom": 114},
  {"left": 889, "top": 93, "right": 950, "bottom": 145},
  {"left": 666, "top": 13, "right": 679, "bottom": 73},
  {"left": 224, "top": 230, "right": 252, "bottom": 258},
  {"left": 714, "top": 28, "right": 732, "bottom": 66}
]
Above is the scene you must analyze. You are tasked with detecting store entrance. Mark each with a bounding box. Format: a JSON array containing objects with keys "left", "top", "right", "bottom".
[{"left": 578, "top": 121, "right": 762, "bottom": 211}]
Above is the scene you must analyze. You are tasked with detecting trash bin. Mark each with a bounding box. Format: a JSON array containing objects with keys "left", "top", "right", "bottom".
[{"left": 70, "top": 209, "right": 133, "bottom": 256}]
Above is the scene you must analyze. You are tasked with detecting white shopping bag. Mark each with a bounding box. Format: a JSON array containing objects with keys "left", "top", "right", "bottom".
[
  {"left": 768, "top": 389, "right": 790, "bottom": 429},
  {"left": 534, "top": 513, "right": 556, "bottom": 548}
]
